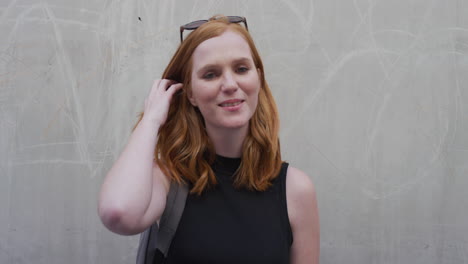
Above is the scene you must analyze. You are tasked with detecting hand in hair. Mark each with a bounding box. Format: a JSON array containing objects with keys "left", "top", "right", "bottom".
[
  {"left": 142, "top": 79, "right": 183, "bottom": 127},
  {"left": 98, "top": 79, "right": 181, "bottom": 235}
]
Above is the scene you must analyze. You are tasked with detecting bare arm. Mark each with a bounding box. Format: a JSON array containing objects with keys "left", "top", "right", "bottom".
[
  {"left": 98, "top": 79, "right": 182, "bottom": 235},
  {"left": 287, "top": 166, "right": 320, "bottom": 264}
]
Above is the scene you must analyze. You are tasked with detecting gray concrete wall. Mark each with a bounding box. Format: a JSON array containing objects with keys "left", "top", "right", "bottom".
[{"left": 1, "top": 0, "right": 467, "bottom": 263}]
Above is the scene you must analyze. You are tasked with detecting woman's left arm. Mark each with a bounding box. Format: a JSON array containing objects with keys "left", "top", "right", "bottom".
[{"left": 286, "top": 166, "right": 320, "bottom": 264}]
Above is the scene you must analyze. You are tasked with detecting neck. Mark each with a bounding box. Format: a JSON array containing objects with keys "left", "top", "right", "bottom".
[{"left": 206, "top": 125, "right": 248, "bottom": 158}]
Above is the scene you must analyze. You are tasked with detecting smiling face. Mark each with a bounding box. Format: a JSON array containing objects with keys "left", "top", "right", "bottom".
[{"left": 188, "top": 30, "right": 261, "bottom": 134}]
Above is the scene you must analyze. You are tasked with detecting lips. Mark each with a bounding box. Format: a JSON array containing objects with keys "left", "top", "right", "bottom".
[{"left": 218, "top": 99, "right": 244, "bottom": 107}]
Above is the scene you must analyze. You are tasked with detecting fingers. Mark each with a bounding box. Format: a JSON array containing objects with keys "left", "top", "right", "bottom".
[
  {"left": 150, "top": 79, "right": 181, "bottom": 94},
  {"left": 148, "top": 79, "right": 161, "bottom": 99},
  {"left": 142, "top": 79, "right": 183, "bottom": 125},
  {"left": 159, "top": 79, "right": 177, "bottom": 91},
  {"left": 147, "top": 79, "right": 178, "bottom": 103},
  {"left": 146, "top": 79, "right": 183, "bottom": 106},
  {"left": 166, "top": 83, "right": 183, "bottom": 97}
]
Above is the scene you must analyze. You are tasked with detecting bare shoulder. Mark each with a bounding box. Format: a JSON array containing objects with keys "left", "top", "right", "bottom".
[
  {"left": 286, "top": 166, "right": 316, "bottom": 202},
  {"left": 286, "top": 165, "right": 320, "bottom": 264},
  {"left": 285, "top": 166, "right": 317, "bottom": 223}
]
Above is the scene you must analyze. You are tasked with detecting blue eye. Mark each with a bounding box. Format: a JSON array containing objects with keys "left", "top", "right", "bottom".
[
  {"left": 203, "top": 72, "right": 216, "bottom": 79},
  {"left": 237, "top": 66, "right": 249, "bottom": 73}
]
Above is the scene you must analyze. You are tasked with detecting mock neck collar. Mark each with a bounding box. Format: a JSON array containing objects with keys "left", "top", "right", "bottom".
[{"left": 213, "top": 154, "right": 241, "bottom": 174}]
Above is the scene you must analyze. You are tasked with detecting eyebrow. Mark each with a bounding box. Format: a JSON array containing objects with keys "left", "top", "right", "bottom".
[{"left": 195, "top": 57, "right": 253, "bottom": 75}]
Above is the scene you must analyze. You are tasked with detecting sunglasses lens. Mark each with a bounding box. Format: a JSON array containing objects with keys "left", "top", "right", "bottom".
[
  {"left": 183, "top": 20, "right": 207, "bottom": 30},
  {"left": 180, "top": 16, "right": 247, "bottom": 42},
  {"left": 227, "top": 16, "right": 243, "bottom": 23}
]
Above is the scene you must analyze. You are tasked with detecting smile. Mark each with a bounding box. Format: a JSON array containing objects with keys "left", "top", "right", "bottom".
[
  {"left": 220, "top": 101, "right": 242, "bottom": 107},
  {"left": 219, "top": 100, "right": 244, "bottom": 107}
]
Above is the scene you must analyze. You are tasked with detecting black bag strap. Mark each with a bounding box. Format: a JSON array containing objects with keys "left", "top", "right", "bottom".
[
  {"left": 156, "top": 181, "right": 189, "bottom": 257},
  {"left": 143, "top": 221, "right": 160, "bottom": 264},
  {"left": 136, "top": 224, "right": 151, "bottom": 264},
  {"left": 136, "top": 181, "right": 189, "bottom": 264}
]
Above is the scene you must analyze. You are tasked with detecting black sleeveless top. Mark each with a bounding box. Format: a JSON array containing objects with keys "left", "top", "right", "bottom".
[{"left": 164, "top": 155, "right": 293, "bottom": 264}]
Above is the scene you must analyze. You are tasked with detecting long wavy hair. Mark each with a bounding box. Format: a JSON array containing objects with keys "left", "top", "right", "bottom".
[{"left": 135, "top": 16, "right": 282, "bottom": 195}]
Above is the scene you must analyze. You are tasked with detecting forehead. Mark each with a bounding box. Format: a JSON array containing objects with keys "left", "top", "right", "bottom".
[{"left": 191, "top": 30, "right": 253, "bottom": 67}]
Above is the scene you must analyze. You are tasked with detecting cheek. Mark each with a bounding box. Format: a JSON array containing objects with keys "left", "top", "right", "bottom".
[
  {"left": 251, "top": 90, "right": 260, "bottom": 110},
  {"left": 245, "top": 76, "right": 261, "bottom": 97},
  {"left": 252, "top": 79, "right": 261, "bottom": 110},
  {"left": 244, "top": 81, "right": 260, "bottom": 112},
  {"left": 190, "top": 81, "right": 219, "bottom": 108}
]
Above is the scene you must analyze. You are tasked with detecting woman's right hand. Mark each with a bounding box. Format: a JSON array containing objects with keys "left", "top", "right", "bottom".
[
  {"left": 98, "top": 79, "right": 182, "bottom": 235},
  {"left": 142, "top": 79, "right": 183, "bottom": 127}
]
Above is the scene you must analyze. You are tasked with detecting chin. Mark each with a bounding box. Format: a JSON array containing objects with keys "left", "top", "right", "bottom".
[{"left": 220, "top": 119, "right": 250, "bottom": 129}]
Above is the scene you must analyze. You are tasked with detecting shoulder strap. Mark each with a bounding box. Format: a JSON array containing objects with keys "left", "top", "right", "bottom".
[
  {"left": 156, "top": 181, "right": 189, "bottom": 256},
  {"left": 136, "top": 223, "right": 152, "bottom": 264},
  {"left": 136, "top": 181, "right": 189, "bottom": 264}
]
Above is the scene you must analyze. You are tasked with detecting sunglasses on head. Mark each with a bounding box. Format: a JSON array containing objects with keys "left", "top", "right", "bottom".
[{"left": 179, "top": 16, "right": 248, "bottom": 42}]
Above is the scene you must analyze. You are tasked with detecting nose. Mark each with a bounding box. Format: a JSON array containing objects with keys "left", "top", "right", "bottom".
[{"left": 220, "top": 70, "right": 238, "bottom": 93}]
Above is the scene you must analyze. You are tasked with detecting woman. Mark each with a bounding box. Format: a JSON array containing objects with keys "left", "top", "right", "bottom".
[{"left": 98, "top": 15, "right": 319, "bottom": 263}]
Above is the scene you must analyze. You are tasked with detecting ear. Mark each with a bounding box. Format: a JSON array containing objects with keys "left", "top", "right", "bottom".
[
  {"left": 257, "top": 68, "right": 262, "bottom": 79},
  {"left": 187, "top": 89, "right": 197, "bottom": 106}
]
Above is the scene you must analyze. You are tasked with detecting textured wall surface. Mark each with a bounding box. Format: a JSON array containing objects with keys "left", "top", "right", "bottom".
[{"left": 1, "top": 0, "right": 468, "bottom": 263}]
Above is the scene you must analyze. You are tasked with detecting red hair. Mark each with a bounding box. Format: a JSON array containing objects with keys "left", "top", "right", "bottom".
[{"left": 136, "top": 16, "right": 282, "bottom": 194}]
